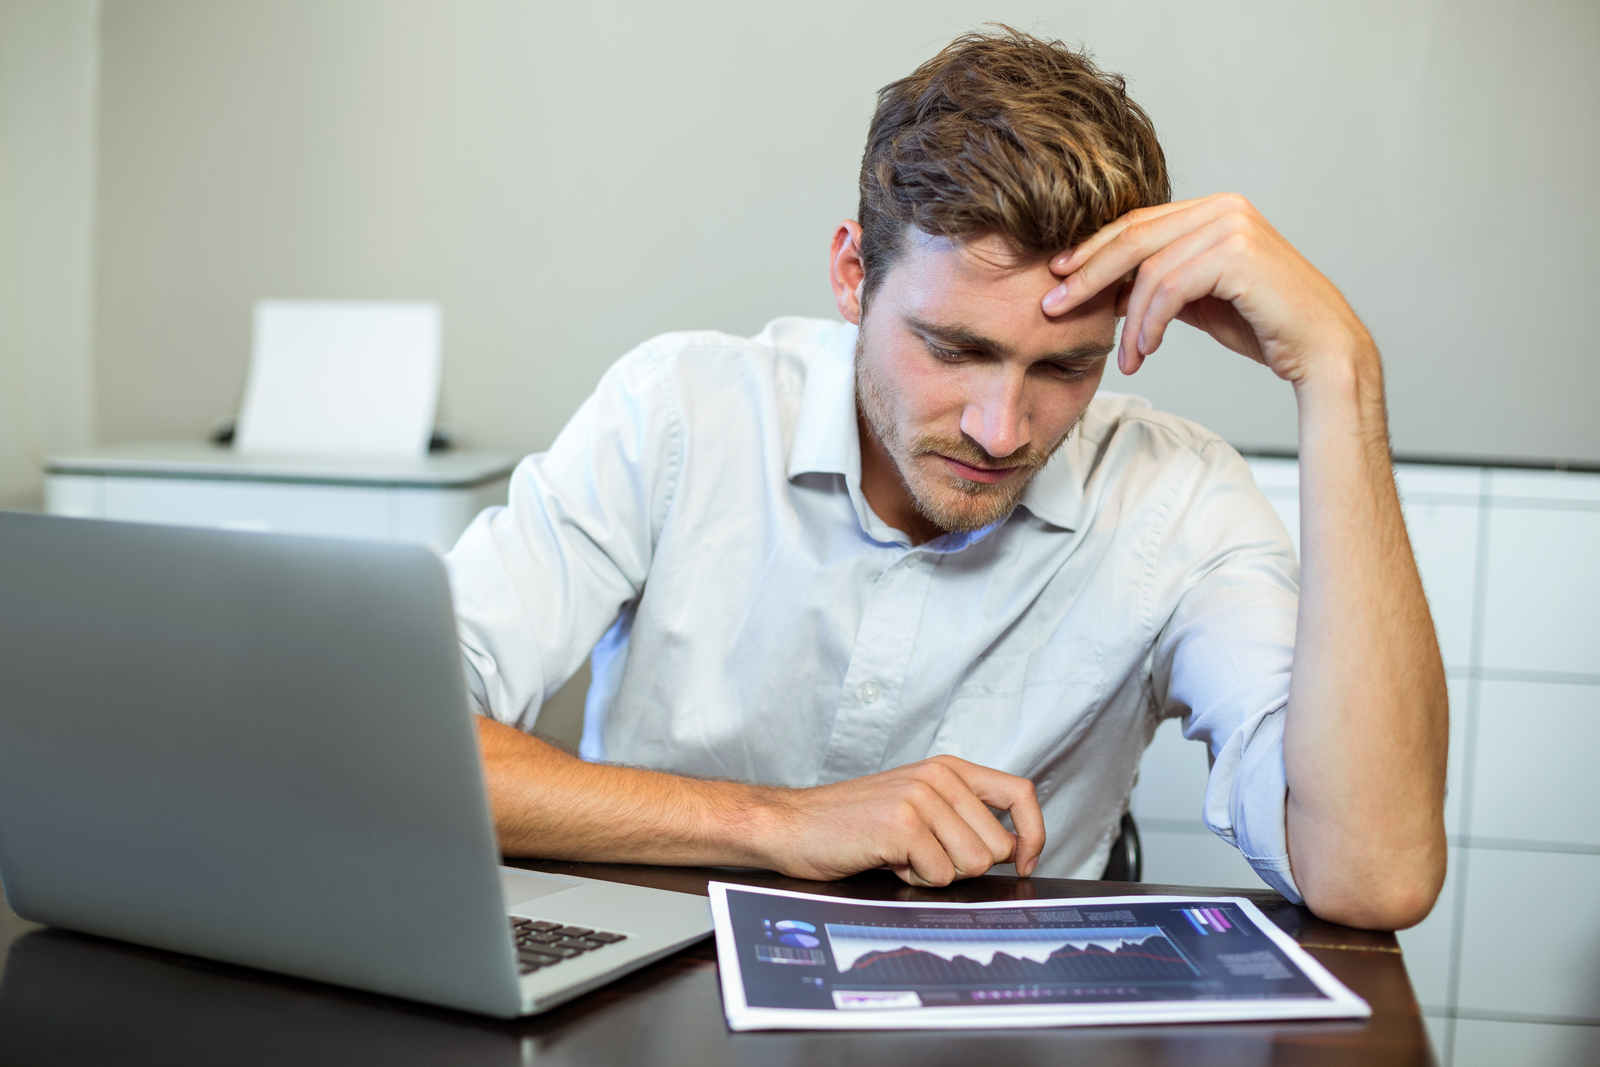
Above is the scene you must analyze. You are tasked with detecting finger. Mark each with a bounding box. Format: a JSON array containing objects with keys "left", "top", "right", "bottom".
[
  {"left": 1048, "top": 197, "right": 1199, "bottom": 276},
  {"left": 1045, "top": 196, "right": 1231, "bottom": 315},
  {"left": 907, "top": 783, "right": 1007, "bottom": 881},
  {"left": 876, "top": 777, "right": 993, "bottom": 885},
  {"left": 1042, "top": 194, "right": 1247, "bottom": 316},
  {"left": 1134, "top": 257, "right": 1231, "bottom": 365},
  {"left": 1117, "top": 214, "right": 1250, "bottom": 372},
  {"left": 999, "top": 790, "right": 1045, "bottom": 878},
  {"left": 1120, "top": 211, "right": 1254, "bottom": 371},
  {"left": 1114, "top": 278, "right": 1135, "bottom": 319},
  {"left": 1051, "top": 192, "right": 1244, "bottom": 276},
  {"left": 913, "top": 761, "right": 1019, "bottom": 865},
  {"left": 935, "top": 758, "right": 1046, "bottom": 877},
  {"left": 893, "top": 827, "right": 958, "bottom": 888}
]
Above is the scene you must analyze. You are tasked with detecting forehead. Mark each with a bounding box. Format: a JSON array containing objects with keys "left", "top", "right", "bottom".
[
  {"left": 901, "top": 227, "right": 1036, "bottom": 282},
  {"left": 881, "top": 228, "right": 1117, "bottom": 349}
]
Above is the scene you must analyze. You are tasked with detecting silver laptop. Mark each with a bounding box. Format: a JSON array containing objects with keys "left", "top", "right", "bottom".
[{"left": 0, "top": 511, "right": 712, "bottom": 1018}]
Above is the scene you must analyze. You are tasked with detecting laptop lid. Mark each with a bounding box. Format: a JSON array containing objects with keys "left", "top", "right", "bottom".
[{"left": 0, "top": 512, "right": 521, "bottom": 1017}]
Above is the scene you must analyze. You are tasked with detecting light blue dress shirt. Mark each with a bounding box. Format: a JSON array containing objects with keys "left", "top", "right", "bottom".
[{"left": 445, "top": 317, "right": 1302, "bottom": 899}]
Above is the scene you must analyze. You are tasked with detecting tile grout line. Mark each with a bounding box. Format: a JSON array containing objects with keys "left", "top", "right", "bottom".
[
  {"left": 1478, "top": 496, "right": 1600, "bottom": 512},
  {"left": 1440, "top": 468, "right": 1494, "bottom": 1067},
  {"left": 1446, "top": 666, "right": 1600, "bottom": 686},
  {"left": 1440, "top": 1007, "right": 1600, "bottom": 1028},
  {"left": 1445, "top": 835, "right": 1600, "bottom": 856}
]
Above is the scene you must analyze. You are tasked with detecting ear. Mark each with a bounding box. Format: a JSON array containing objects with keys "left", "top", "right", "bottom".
[{"left": 829, "top": 220, "right": 866, "bottom": 325}]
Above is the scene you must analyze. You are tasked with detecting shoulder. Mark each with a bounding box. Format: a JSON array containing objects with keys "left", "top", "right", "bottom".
[
  {"left": 1024, "top": 391, "right": 1263, "bottom": 529},
  {"left": 621, "top": 317, "right": 846, "bottom": 399},
  {"left": 1075, "top": 395, "right": 1292, "bottom": 570},
  {"left": 1079, "top": 392, "right": 1232, "bottom": 465},
  {"left": 1077, "top": 391, "right": 1253, "bottom": 490},
  {"left": 595, "top": 318, "right": 851, "bottom": 475}
]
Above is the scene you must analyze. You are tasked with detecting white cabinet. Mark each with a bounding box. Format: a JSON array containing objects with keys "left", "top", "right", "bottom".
[{"left": 45, "top": 442, "right": 518, "bottom": 554}]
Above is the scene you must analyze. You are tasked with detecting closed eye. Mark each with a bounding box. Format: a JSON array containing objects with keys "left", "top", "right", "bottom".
[
  {"left": 1045, "top": 362, "right": 1096, "bottom": 381},
  {"left": 924, "top": 340, "right": 971, "bottom": 362}
]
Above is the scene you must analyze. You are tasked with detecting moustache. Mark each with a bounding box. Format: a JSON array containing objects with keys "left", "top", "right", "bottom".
[{"left": 907, "top": 433, "right": 1053, "bottom": 476}]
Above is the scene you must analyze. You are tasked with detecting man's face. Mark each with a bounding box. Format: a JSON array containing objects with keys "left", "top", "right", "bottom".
[{"left": 854, "top": 229, "right": 1119, "bottom": 533}]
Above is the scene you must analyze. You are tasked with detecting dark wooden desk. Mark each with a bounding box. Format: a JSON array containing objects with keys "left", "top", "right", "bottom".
[{"left": 0, "top": 862, "right": 1435, "bottom": 1066}]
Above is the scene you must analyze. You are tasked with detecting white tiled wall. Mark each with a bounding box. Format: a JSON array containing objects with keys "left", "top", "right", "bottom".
[
  {"left": 1442, "top": 678, "right": 1469, "bottom": 836},
  {"left": 1403, "top": 497, "right": 1481, "bottom": 671},
  {"left": 1133, "top": 458, "right": 1600, "bottom": 1066},
  {"left": 1470, "top": 681, "right": 1600, "bottom": 847},
  {"left": 1480, "top": 504, "right": 1600, "bottom": 677},
  {"left": 1398, "top": 844, "right": 1459, "bottom": 1010},
  {"left": 1451, "top": 1018, "right": 1600, "bottom": 1067},
  {"left": 1455, "top": 849, "right": 1600, "bottom": 1021}
]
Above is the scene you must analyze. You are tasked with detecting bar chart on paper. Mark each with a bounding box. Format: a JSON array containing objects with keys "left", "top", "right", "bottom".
[{"left": 1180, "top": 907, "right": 1235, "bottom": 934}]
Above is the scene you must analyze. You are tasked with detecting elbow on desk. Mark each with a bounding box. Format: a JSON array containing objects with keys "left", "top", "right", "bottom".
[{"left": 1297, "top": 851, "right": 1448, "bottom": 932}]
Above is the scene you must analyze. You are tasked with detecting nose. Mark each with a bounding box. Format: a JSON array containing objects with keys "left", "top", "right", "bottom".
[{"left": 960, "top": 366, "right": 1031, "bottom": 460}]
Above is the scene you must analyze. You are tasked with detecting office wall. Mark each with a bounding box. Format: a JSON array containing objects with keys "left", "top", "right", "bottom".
[
  {"left": 94, "top": 0, "right": 1600, "bottom": 464},
  {"left": 0, "top": 0, "right": 97, "bottom": 509}
]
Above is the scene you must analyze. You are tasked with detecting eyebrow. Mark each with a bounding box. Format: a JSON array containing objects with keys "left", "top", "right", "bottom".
[{"left": 905, "top": 315, "right": 1113, "bottom": 365}]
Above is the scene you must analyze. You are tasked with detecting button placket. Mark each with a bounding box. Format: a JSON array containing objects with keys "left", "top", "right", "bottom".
[{"left": 818, "top": 550, "right": 937, "bottom": 782}]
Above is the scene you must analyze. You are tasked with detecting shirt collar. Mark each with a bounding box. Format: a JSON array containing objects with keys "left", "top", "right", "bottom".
[
  {"left": 1016, "top": 432, "right": 1087, "bottom": 531},
  {"left": 786, "top": 319, "right": 1087, "bottom": 538},
  {"left": 787, "top": 321, "right": 860, "bottom": 481}
]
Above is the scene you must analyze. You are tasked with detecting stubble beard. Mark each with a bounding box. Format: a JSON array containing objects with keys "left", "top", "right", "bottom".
[{"left": 855, "top": 335, "right": 1078, "bottom": 535}]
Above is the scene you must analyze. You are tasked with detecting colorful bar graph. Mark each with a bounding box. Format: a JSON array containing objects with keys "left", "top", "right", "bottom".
[{"left": 1181, "top": 907, "right": 1234, "bottom": 935}]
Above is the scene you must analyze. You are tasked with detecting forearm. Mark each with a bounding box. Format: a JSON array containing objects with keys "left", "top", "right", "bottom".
[
  {"left": 474, "top": 716, "right": 1046, "bottom": 885},
  {"left": 1284, "top": 338, "right": 1449, "bottom": 929},
  {"left": 476, "top": 716, "right": 776, "bottom": 867}
]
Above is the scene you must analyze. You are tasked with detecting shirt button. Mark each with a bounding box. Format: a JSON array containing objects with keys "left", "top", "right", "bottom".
[{"left": 859, "top": 680, "right": 881, "bottom": 704}]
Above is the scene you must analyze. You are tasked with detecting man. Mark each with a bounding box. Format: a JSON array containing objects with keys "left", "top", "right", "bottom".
[{"left": 446, "top": 29, "right": 1447, "bottom": 930}]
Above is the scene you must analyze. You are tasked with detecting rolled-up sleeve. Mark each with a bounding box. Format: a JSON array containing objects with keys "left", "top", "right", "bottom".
[
  {"left": 443, "top": 344, "right": 683, "bottom": 730},
  {"left": 1148, "top": 441, "right": 1303, "bottom": 902}
]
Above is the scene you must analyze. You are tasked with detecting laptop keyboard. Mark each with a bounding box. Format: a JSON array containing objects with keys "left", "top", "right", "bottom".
[{"left": 510, "top": 917, "right": 628, "bottom": 975}]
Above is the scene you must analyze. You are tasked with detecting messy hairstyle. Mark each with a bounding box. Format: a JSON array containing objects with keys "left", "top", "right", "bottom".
[{"left": 858, "top": 26, "right": 1170, "bottom": 307}]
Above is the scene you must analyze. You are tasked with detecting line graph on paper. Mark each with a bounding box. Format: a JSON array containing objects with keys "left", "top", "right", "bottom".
[{"left": 824, "top": 924, "right": 1201, "bottom": 984}]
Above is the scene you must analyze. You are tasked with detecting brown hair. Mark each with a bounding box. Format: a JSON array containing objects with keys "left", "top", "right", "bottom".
[{"left": 858, "top": 26, "right": 1170, "bottom": 306}]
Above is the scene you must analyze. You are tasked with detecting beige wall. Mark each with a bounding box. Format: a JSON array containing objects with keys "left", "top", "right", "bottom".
[
  {"left": 90, "top": 0, "right": 1600, "bottom": 463},
  {"left": 0, "top": 0, "right": 97, "bottom": 509}
]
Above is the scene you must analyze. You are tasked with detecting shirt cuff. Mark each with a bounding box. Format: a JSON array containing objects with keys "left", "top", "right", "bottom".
[
  {"left": 458, "top": 638, "right": 546, "bottom": 731},
  {"left": 1199, "top": 701, "right": 1304, "bottom": 905}
]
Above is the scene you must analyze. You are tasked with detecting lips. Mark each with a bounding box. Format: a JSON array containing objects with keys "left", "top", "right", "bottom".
[{"left": 940, "top": 455, "right": 1019, "bottom": 484}]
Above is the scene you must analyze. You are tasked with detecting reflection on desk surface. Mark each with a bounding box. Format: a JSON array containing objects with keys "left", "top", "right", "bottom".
[{"left": 0, "top": 930, "right": 528, "bottom": 1067}]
